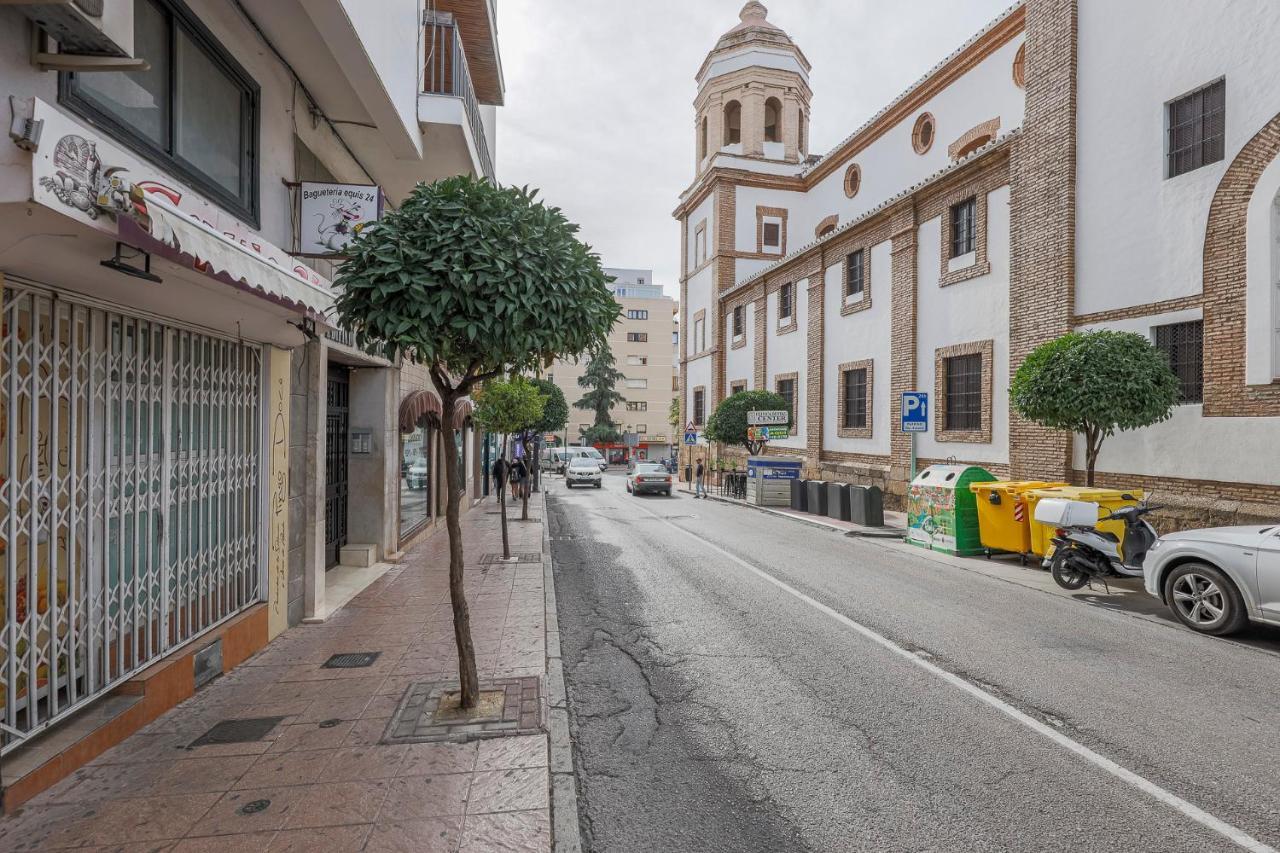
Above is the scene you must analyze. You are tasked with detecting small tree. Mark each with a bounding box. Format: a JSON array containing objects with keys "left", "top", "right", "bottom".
[
  {"left": 705, "top": 388, "right": 790, "bottom": 455},
  {"left": 334, "top": 176, "right": 616, "bottom": 708},
  {"left": 575, "top": 348, "right": 625, "bottom": 430},
  {"left": 667, "top": 396, "right": 681, "bottom": 436},
  {"left": 527, "top": 378, "right": 568, "bottom": 494},
  {"left": 473, "top": 377, "right": 546, "bottom": 555},
  {"left": 1011, "top": 330, "right": 1179, "bottom": 486},
  {"left": 582, "top": 423, "right": 622, "bottom": 447}
]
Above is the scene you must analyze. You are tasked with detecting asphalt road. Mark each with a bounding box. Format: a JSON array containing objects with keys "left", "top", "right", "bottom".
[{"left": 547, "top": 471, "right": 1280, "bottom": 853}]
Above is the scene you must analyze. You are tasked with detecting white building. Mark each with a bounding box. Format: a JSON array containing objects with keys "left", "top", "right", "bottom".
[
  {"left": 0, "top": 0, "right": 501, "bottom": 806},
  {"left": 676, "top": 1, "right": 1280, "bottom": 527}
]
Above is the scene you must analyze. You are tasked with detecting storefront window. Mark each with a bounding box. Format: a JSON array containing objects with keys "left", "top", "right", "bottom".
[{"left": 399, "top": 420, "right": 432, "bottom": 536}]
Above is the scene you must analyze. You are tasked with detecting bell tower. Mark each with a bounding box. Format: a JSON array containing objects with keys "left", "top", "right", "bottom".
[{"left": 694, "top": 2, "right": 812, "bottom": 174}]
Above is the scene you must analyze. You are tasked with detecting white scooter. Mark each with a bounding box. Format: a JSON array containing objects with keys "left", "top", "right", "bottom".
[{"left": 1033, "top": 496, "right": 1163, "bottom": 590}]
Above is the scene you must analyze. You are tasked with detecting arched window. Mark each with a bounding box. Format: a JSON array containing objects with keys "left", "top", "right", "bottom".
[
  {"left": 724, "top": 100, "right": 741, "bottom": 145},
  {"left": 764, "top": 97, "right": 782, "bottom": 143},
  {"left": 700, "top": 115, "right": 708, "bottom": 160},
  {"left": 843, "top": 163, "right": 861, "bottom": 198}
]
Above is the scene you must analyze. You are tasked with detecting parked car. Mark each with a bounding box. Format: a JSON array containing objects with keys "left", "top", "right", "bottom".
[
  {"left": 1143, "top": 524, "right": 1280, "bottom": 635},
  {"left": 565, "top": 457, "right": 602, "bottom": 489},
  {"left": 406, "top": 459, "right": 430, "bottom": 490},
  {"left": 626, "top": 463, "right": 673, "bottom": 496}
]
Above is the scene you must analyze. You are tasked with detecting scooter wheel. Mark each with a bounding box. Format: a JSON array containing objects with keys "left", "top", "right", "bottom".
[{"left": 1050, "top": 550, "right": 1090, "bottom": 590}]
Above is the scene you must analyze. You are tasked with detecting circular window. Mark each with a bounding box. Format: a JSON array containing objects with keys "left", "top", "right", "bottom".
[
  {"left": 1012, "top": 43, "right": 1026, "bottom": 89},
  {"left": 912, "top": 112, "right": 935, "bottom": 155},
  {"left": 843, "top": 163, "right": 861, "bottom": 198}
]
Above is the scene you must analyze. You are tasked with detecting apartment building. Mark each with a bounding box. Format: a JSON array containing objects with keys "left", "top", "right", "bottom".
[
  {"left": 548, "top": 268, "right": 678, "bottom": 463},
  {"left": 0, "top": 0, "right": 502, "bottom": 806},
  {"left": 677, "top": 1, "right": 1280, "bottom": 528}
]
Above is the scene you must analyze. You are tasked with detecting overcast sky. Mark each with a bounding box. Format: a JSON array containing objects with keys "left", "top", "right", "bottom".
[{"left": 496, "top": 1, "right": 1013, "bottom": 300}]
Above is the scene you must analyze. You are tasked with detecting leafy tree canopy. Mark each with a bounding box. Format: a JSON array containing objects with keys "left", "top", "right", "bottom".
[
  {"left": 705, "top": 388, "right": 790, "bottom": 453},
  {"left": 333, "top": 176, "right": 619, "bottom": 387},
  {"left": 1010, "top": 330, "right": 1179, "bottom": 485},
  {"left": 575, "top": 348, "right": 626, "bottom": 426},
  {"left": 582, "top": 424, "right": 622, "bottom": 446},
  {"left": 667, "top": 396, "right": 681, "bottom": 432},
  {"left": 472, "top": 376, "right": 546, "bottom": 438},
  {"left": 529, "top": 378, "right": 569, "bottom": 435}
]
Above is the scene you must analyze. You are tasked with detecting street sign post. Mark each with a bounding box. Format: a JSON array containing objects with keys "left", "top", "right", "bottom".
[
  {"left": 683, "top": 430, "right": 699, "bottom": 445},
  {"left": 901, "top": 392, "right": 929, "bottom": 480},
  {"left": 747, "top": 410, "right": 789, "bottom": 426}
]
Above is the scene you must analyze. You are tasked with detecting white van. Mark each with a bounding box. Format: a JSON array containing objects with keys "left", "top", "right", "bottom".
[{"left": 542, "top": 446, "right": 607, "bottom": 473}]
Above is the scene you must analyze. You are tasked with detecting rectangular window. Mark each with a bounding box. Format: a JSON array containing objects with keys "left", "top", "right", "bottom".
[
  {"left": 763, "top": 221, "right": 781, "bottom": 248},
  {"left": 61, "top": 0, "right": 260, "bottom": 223},
  {"left": 636, "top": 424, "right": 647, "bottom": 434},
  {"left": 693, "top": 389, "right": 705, "bottom": 425},
  {"left": 626, "top": 309, "right": 649, "bottom": 320},
  {"left": 626, "top": 401, "right": 648, "bottom": 411},
  {"left": 779, "top": 283, "right": 794, "bottom": 321},
  {"left": 1154, "top": 320, "right": 1204, "bottom": 403},
  {"left": 846, "top": 250, "right": 865, "bottom": 298},
  {"left": 732, "top": 305, "right": 744, "bottom": 337},
  {"left": 842, "top": 368, "right": 868, "bottom": 429},
  {"left": 950, "top": 198, "right": 976, "bottom": 258},
  {"left": 730, "top": 380, "right": 746, "bottom": 395},
  {"left": 776, "top": 378, "right": 796, "bottom": 421},
  {"left": 695, "top": 225, "right": 707, "bottom": 266},
  {"left": 627, "top": 332, "right": 649, "bottom": 343},
  {"left": 625, "top": 378, "right": 648, "bottom": 389},
  {"left": 1167, "top": 79, "right": 1225, "bottom": 178},
  {"left": 626, "top": 354, "right": 648, "bottom": 366},
  {"left": 944, "top": 353, "right": 983, "bottom": 431},
  {"left": 693, "top": 318, "right": 705, "bottom": 352}
]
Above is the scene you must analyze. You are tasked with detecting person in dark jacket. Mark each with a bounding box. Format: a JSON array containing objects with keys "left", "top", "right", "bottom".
[
  {"left": 695, "top": 458, "right": 706, "bottom": 498},
  {"left": 510, "top": 457, "right": 528, "bottom": 502},
  {"left": 491, "top": 456, "right": 508, "bottom": 498}
]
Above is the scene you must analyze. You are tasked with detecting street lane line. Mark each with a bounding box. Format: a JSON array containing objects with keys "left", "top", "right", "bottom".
[{"left": 643, "top": 505, "right": 1277, "bottom": 853}]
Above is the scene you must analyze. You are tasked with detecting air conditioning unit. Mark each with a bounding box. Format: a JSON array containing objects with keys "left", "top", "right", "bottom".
[{"left": 3, "top": 0, "right": 137, "bottom": 60}]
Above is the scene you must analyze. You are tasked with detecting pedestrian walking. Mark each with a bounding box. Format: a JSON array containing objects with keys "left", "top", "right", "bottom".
[
  {"left": 511, "top": 457, "right": 528, "bottom": 502},
  {"left": 491, "top": 456, "right": 509, "bottom": 498},
  {"left": 695, "top": 458, "right": 706, "bottom": 499}
]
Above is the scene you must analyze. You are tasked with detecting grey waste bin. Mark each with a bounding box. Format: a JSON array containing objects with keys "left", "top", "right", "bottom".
[
  {"left": 826, "top": 482, "right": 851, "bottom": 521},
  {"left": 790, "top": 478, "right": 808, "bottom": 512},
  {"left": 849, "top": 484, "right": 885, "bottom": 527},
  {"left": 805, "top": 480, "right": 828, "bottom": 516}
]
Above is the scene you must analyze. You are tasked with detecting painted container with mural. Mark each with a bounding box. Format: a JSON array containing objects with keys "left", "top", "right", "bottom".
[{"left": 906, "top": 464, "right": 994, "bottom": 556}]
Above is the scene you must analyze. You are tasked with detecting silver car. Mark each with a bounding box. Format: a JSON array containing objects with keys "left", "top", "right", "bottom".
[
  {"left": 1143, "top": 524, "right": 1280, "bottom": 635},
  {"left": 565, "top": 458, "right": 602, "bottom": 489}
]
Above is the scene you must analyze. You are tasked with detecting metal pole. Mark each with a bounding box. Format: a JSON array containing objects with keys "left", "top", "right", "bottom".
[{"left": 910, "top": 431, "right": 917, "bottom": 481}]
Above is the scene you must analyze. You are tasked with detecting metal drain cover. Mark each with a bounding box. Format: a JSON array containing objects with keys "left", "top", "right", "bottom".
[
  {"left": 478, "top": 552, "right": 542, "bottom": 565},
  {"left": 322, "top": 652, "right": 381, "bottom": 669},
  {"left": 190, "top": 716, "right": 284, "bottom": 747}
]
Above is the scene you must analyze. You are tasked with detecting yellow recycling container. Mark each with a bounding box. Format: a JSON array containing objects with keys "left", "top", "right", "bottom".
[
  {"left": 1025, "top": 485, "right": 1144, "bottom": 558},
  {"left": 968, "top": 481, "right": 1066, "bottom": 558}
]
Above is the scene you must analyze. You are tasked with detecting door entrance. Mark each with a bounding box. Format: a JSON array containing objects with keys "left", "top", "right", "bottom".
[{"left": 325, "top": 365, "right": 350, "bottom": 568}]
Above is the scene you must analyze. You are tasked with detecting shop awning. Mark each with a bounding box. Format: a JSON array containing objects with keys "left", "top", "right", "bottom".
[
  {"left": 451, "top": 398, "right": 474, "bottom": 429},
  {"left": 400, "top": 389, "right": 443, "bottom": 433},
  {"left": 119, "top": 195, "right": 335, "bottom": 325}
]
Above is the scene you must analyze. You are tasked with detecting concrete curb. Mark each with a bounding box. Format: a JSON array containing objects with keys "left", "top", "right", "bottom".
[
  {"left": 678, "top": 487, "right": 906, "bottom": 539},
  {"left": 541, "top": 490, "right": 582, "bottom": 853}
]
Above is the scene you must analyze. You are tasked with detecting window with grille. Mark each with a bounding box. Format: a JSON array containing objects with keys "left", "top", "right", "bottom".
[
  {"left": 842, "top": 368, "right": 868, "bottom": 429},
  {"left": 693, "top": 389, "right": 705, "bottom": 424},
  {"left": 846, "top": 250, "right": 865, "bottom": 298},
  {"left": 626, "top": 401, "right": 648, "bottom": 411},
  {"left": 779, "top": 283, "right": 794, "bottom": 320},
  {"left": 626, "top": 309, "right": 649, "bottom": 320},
  {"left": 730, "top": 381, "right": 747, "bottom": 395},
  {"left": 732, "top": 305, "right": 744, "bottom": 337},
  {"left": 1154, "top": 320, "right": 1204, "bottom": 403},
  {"left": 1167, "top": 79, "right": 1225, "bottom": 178},
  {"left": 776, "top": 378, "right": 796, "bottom": 423},
  {"left": 944, "top": 353, "right": 983, "bottom": 431},
  {"left": 950, "top": 198, "right": 976, "bottom": 258},
  {"left": 627, "top": 332, "right": 648, "bottom": 342},
  {"left": 763, "top": 221, "right": 781, "bottom": 248}
]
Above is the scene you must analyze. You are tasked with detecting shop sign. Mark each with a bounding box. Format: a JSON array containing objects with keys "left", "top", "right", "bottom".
[
  {"left": 298, "top": 182, "right": 382, "bottom": 255},
  {"left": 747, "top": 410, "right": 788, "bottom": 426}
]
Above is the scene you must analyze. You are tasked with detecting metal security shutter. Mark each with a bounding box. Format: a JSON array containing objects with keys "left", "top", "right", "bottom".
[{"left": 1, "top": 284, "right": 262, "bottom": 753}]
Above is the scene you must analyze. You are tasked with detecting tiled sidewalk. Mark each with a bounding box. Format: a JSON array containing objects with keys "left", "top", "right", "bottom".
[{"left": 0, "top": 497, "right": 552, "bottom": 852}]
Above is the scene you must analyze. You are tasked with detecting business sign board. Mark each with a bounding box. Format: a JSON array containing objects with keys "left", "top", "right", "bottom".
[
  {"left": 747, "top": 426, "right": 790, "bottom": 441},
  {"left": 746, "top": 456, "right": 802, "bottom": 480},
  {"left": 747, "top": 410, "right": 789, "bottom": 426},
  {"left": 901, "top": 392, "right": 929, "bottom": 433},
  {"left": 299, "top": 181, "right": 382, "bottom": 255}
]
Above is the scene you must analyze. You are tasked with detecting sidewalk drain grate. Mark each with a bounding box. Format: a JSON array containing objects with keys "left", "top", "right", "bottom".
[
  {"left": 190, "top": 716, "right": 284, "bottom": 747},
  {"left": 322, "top": 651, "right": 381, "bottom": 669},
  {"left": 238, "top": 799, "right": 271, "bottom": 816},
  {"left": 479, "top": 552, "right": 542, "bottom": 565},
  {"left": 382, "top": 677, "right": 544, "bottom": 744}
]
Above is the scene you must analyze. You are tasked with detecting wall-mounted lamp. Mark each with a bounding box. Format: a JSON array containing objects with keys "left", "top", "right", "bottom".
[{"left": 100, "top": 242, "right": 162, "bottom": 283}]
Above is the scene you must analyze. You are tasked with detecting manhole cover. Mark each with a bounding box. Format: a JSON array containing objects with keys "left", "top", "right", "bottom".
[
  {"left": 190, "top": 717, "right": 284, "bottom": 747},
  {"left": 478, "top": 552, "right": 542, "bottom": 565},
  {"left": 238, "top": 799, "right": 271, "bottom": 816},
  {"left": 322, "top": 652, "right": 381, "bottom": 669}
]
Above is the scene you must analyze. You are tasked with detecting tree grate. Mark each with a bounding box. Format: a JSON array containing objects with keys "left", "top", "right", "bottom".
[
  {"left": 189, "top": 716, "right": 284, "bottom": 747},
  {"left": 478, "top": 552, "right": 542, "bottom": 565},
  {"left": 322, "top": 652, "right": 381, "bottom": 669}
]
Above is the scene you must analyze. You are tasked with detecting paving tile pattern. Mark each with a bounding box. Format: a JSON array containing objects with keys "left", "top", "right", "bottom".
[
  {"left": 0, "top": 503, "right": 551, "bottom": 852},
  {"left": 384, "top": 677, "right": 543, "bottom": 743}
]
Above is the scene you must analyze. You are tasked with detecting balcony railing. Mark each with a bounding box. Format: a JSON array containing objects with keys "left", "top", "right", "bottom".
[{"left": 424, "top": 13, "right": 495, "bottom": 181}]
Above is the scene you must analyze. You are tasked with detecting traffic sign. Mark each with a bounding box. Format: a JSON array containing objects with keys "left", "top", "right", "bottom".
[
  {"left": 748, "top": 410, "right": 789, "bottom": 426},
  {"left": 901, "top": 392, "right": 929, "bottom": 433},
  {"left": 683, "top": 430, "right": 699, "bottom": 445}
]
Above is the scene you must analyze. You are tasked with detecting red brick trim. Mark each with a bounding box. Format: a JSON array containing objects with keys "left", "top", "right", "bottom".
[
  {"left": 756, "top": 205, "right": 789, "bottom": 255},
  {"left": 728, "top": 302, "right": 748, "bottom": 350},
  {"left": 939, "top": 189, "right": 992, "bottom": 287},
  {"left": 948, "top": 117, "right": 1002, "bottom": 160},
  {"left": 693, "top": 219, "right": 708, "bottom": 268},
  {"left": 839, "top": 243, "right": 874, "bottom": 316},
  {"left": 843, "top": 163, "right": 862, "bottom": 198},
  {"left": 729, "top": 379, "right": 748, "bottom": 395},
  {"left": 836, "top": 359, "right": 874, "bottom": 439},
  {"left": 774, "top": 370, "right": 800, "bottom": 436},
  {"left": 753, "top": 295, "right": 767, "bottom": 389},
  {"left": 934, "top": 339, "right": 994, "bottom": 444},
  {"left": 815, "top": 213, "right": 839, "bottom": 238},
  {"left": 691, "top": 385, "right": 707, "bottom": 426},
  {"left": 1012, "top": 42, "right": 1026, "bottom": 89},
  {"left": 912, "top": 112, "right": 937, "bottom": 155},
  {"left": 1072, "top": 294, "right": 1203, "bottom": 326}
]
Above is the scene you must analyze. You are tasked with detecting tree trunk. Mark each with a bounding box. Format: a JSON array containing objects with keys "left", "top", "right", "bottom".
[
  {"left": 441, "top": 392, "right": 479, "bottom": 709},
  {"left": 498, "top": 435, "right": 510, "bottom": 559},
  {"left": 1085, "top": 428, "right": 1100, "bottom": 488}
]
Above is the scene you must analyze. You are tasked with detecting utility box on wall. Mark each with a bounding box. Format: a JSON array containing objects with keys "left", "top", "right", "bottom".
[{"left": 746, "top": 456, "right": 802, "bottom": 506}]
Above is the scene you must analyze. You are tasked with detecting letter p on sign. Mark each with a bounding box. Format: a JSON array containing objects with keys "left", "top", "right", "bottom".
[{"left": 901, "top": 391, "right": 929, "bottom": 433}]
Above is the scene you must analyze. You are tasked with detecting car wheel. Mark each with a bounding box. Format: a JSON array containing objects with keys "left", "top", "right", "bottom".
[{"left": 1164, "top": 562, "right": 1248, "bottom": 636}]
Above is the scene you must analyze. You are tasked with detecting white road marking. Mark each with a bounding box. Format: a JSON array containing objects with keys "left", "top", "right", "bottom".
[{"left": 641, "top": 501, "right": 1277, "bottom": 853}]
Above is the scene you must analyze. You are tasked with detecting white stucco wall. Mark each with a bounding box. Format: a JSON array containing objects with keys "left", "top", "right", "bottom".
[
  {"left": 724, "top": 302, "right": 754, "bottom": 393},
  {"left": 914, "top": 185, "right": 1011, "bottom": 465},
  {"left": 684, "top": 264, "right": 715, "bottom": 354},
  {"left": 822, "top": 240, "right": 893, "bottom": 456},
  {"left": 735, "top": 186, "right": 805, "bottom": 258},
  {"left": 764, "top": 278, "right": 809, "bottom": 451},
  {"left": 341, "top": 0, "right": 421, "bottom": 147},
  {"left": 1075, "top": 0, "right": 1280, "bottom": 315},
  {"left": 685, "top": 355, "right": 712, "bottom": 424}
]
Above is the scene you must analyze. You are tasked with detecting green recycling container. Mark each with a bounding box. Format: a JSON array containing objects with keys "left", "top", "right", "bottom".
[{"left": 906, "top": 464, "right": 995, "bottom": 556}]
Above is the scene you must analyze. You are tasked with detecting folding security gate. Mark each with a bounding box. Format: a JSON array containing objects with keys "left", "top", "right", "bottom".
[
  {"left": 324, "top": 366, "right": 349, "bottom": 568},
  {"left": 0, "top": 283, "right": 263, "bottom": 753}
]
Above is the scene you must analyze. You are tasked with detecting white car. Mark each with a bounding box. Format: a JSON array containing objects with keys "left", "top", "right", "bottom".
[
  {"left": 1143, "top": 524, "right": 1280, "bottom": 635},
  {"left": 565, "top": 458, "right": 602, "bottom": 489}
]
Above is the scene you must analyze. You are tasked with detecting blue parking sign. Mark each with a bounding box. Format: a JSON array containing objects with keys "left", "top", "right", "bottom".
[{"left": 901, "top": 392, "right": 929, "bottom": 433}]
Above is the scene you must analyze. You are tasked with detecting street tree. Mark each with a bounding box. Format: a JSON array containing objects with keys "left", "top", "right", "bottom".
[
  {"left": 526, "top": 378, "right": 568, "bottom": 494},
  {"left": 1010, "top": 330, "right": 1179, "bottom": 486},
  {"left": 333, "top": 176, "right": 616, "bottom": 708},
  {"left": 582, "top": 423, "right": 623, "bottom": 446},
  {"left": 574, "top": 349, "right": 625, "bottom": 441},
  {"left": 668, "top": 395, "right": 681, "bottom": 436},
  {"left": 705, "top": 388, "right": 790, "bottom": 455},
  {"left": 473, "top": 376, "right": 546, "bottom": 550}
]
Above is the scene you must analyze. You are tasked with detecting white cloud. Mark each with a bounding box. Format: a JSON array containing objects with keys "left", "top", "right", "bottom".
[{"left": 497, "top": 0, "right": 1014, "bottom": 300}]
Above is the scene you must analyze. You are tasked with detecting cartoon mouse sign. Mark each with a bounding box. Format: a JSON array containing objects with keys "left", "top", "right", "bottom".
[{"left": 298, "top": 181, "right": 383, "bottom": 255}]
